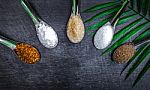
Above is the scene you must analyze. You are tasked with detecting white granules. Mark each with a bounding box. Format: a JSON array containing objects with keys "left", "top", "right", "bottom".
[
  {"left": 67, "top": 14, "right": 85, "bottom": 43},
  {"left": 94, "top": 22, "right": 114, "bottom": 49},
  {"left": 35, "top": 20, "right": 58, "bottom": 48}
]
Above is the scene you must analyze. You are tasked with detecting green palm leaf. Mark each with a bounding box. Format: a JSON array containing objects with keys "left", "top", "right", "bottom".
[
  {"left": 133, "top": 28, "right": 150, "bottom": 44},
  {"left": 85, "top": 6, "right": 120, "bottom": 23},
  {"left": 137, "top": 0, "right": 150, "bottom": 17},
  {"left": 120, "top": 44, "right": 149, "bottom": 75},
  {"left": 84, "top": 0, "right": 150, "bottom": 87},
  {"left": 137, "top": 0, "right": 142, "bottom": 13},
  {"left": 86, "top": 17, "right": 113, "bottom": 31},
  {"left": 142, "top": 0, "right": 150, "bottom": 16},
  {"left": 116, "top": 14, "right": 138, "bottom": 25},
  {"left": 125, "top": 44, "right": 150, "bottom": 80},
  {"left": 113, "top": 18, "right": 143, "bottom": 41},
  {"left": 102, "top": 22, "right": 150, "bottom": 55},
  {"left": 130, "top": 0, "right": 136, "bottom": 8},
  {"left": 86, "top": 9, "right": 137, "bottom": 32},
  {"left": 120, "top": 9, "right": 132, "bottom": 17},
  {"left": 133, "top": 58, "right": 150, "bottom": 87},
  {"left": 83, "top": 1, "right": 121, "bottom": 13}
]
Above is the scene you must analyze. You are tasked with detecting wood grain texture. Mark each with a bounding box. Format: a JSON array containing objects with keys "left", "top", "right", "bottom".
[{"left": 0, "top": 0, "right": 150, "bottom": 90}]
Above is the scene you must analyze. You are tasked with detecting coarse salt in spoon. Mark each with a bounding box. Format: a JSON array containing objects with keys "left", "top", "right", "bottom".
[
  {"left": 94, "top": 0, "right": 129, "bottom": 49},
  {"left": 19, "top": 0, "right": 58, "bottom": 48}
]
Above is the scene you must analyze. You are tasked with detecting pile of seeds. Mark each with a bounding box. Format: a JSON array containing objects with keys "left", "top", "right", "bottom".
[
  {"left": 15, "top": 43, "right": 40, "bottom": 64},
  {"left": 113, "top": 43, "right": 136, "bottom": 64}
]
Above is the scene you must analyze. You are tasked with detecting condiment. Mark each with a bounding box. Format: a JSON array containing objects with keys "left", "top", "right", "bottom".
[
  {"left": 94, "top": 0, "right": 129, "bottom": 49},
  {"left": 15, "top": 43, "right": 40, "bottom": 64},
  {"left": 113, "top": 43, "right": 136, "bottom": 64},
  {"left": 67, "top": 0, "right": 85, "bottom": 43},
  {"left": 0, "top": 36, "right": 40, "bottom": 64},
  {"left": 67, "top": 14, "right": 85, "bottom": 43},
  {"left": 19, "top": 0, "right": 58, "bottom": 48},
  {"left": 113, "top": 38, "right": 150, "bottom": 64},
  {"left": 94, "top": 22, "right": 114, "bottom": 49},
  {"left": 36, "top": 20, "right": 58, "bottom": 48}
]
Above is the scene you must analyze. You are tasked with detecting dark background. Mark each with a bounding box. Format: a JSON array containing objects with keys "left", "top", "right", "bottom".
[{"left": 0, "top": 0, "right": 150, "bottom": 90}]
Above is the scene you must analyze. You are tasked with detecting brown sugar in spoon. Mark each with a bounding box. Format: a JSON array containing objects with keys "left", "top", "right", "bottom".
[
  {"left": 67, "top": 0, "right": 85, "bottom": 43},
  {"left": 112, "top": 38, "right": 150, "bottom": 64}
]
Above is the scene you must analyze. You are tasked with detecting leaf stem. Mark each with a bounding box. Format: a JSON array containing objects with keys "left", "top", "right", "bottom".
[
  {"left": 128, "top": 6, "right": 150, "bottom": 22},
  {"left": 134, "top": 38, "right": 150, "bottom": 48}
]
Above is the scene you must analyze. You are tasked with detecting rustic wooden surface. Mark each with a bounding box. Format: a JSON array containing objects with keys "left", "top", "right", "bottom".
[{"left": 0, "top": 0, "right": 149, "bottom": 90}]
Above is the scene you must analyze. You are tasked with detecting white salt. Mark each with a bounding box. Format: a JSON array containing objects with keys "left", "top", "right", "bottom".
[
  {"left": 94, "top": 22, "right": 114, "bottom": 49},
  {"left": 35, "top": 20, "right": 58, "bottom": 48}
]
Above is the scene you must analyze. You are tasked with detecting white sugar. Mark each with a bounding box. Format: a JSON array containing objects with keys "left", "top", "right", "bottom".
[
  {"left": 94, "top": 22, "right": 114, "bottom": 49},
  {"left": 35, "top": 20, "right": 58, "bottom": 48}
]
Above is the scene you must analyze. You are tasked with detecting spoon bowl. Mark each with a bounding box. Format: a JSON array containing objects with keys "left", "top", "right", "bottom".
[
  {"left": 0, "top": 36, "right": 40, "bottom": 64},
  {"left": 94, "top": 22, "right": 114, "bottom": 49},
  {"left": 20, "top": 0, "right": 58, "bottom": 48},
  {"left": 35, "top": 20, "right": 58, "bottom": 48},
  {"left": 67, "top": 14, "right": 85, "bottom": 43},
  {"left": 94, "top": 0, "right": 129, "bottom": 49}
]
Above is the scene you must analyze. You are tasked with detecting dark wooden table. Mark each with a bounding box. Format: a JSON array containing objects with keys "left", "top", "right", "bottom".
[{"left": 0, "top": 0, "right": 149, "bottom": 90}]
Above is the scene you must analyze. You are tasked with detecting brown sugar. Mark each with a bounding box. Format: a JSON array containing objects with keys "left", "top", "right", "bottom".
[
  {"left": 113, "top": 43, "right": 136, "bottom": 64},
  {"left": 15, "top": 43, "right": 40, "bottom": 64},
  {"left": 67, "top": 14, "right": 85, "bottom": 43}
]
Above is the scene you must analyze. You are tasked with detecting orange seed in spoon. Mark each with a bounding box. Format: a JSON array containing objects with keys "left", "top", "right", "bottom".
[{"left": 14, "top": 43, "right": 40, "bottom": 64}]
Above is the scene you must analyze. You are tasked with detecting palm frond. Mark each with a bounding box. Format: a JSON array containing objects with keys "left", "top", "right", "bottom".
[
  {"left": 120, "top": 44, "right": 149, "bottom": 75},
  {"left": 83, "top": 1, "right": 121, "bottom": 13},
  {"left": 120, "top": 28, "right": 150, "bottom": 75},
  {"left": 102, "top": 22, "right": 149, "bottom": 55},
  {"left": 86, "top": 16, "right": 113, "bottom": 31},
  {"left": 125, "top": 44, "right": 150, "bottom": 80},
  {"left": 116, "top": 13, "right": 138, "bottom": 25},
  {"left": 86, "top": 9, "right": 136, "bottom": 32},
  {"left": 83, "top": 0, "right": 150, "bottom": 87},
  {"left": 133, "top": 57, "right": 150, "bottom": 87},
  {"left": 85, "top": 6, "right": 121, "bottom": 23},
  {"left": 133, "top": 28, "right": 150, "bottom": 44},
  {"left": 113, "top": 18, "right": 143, "bottom": 42},
  {"left": 130, "top": 0, "right": 136, "bottom": 8}
]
